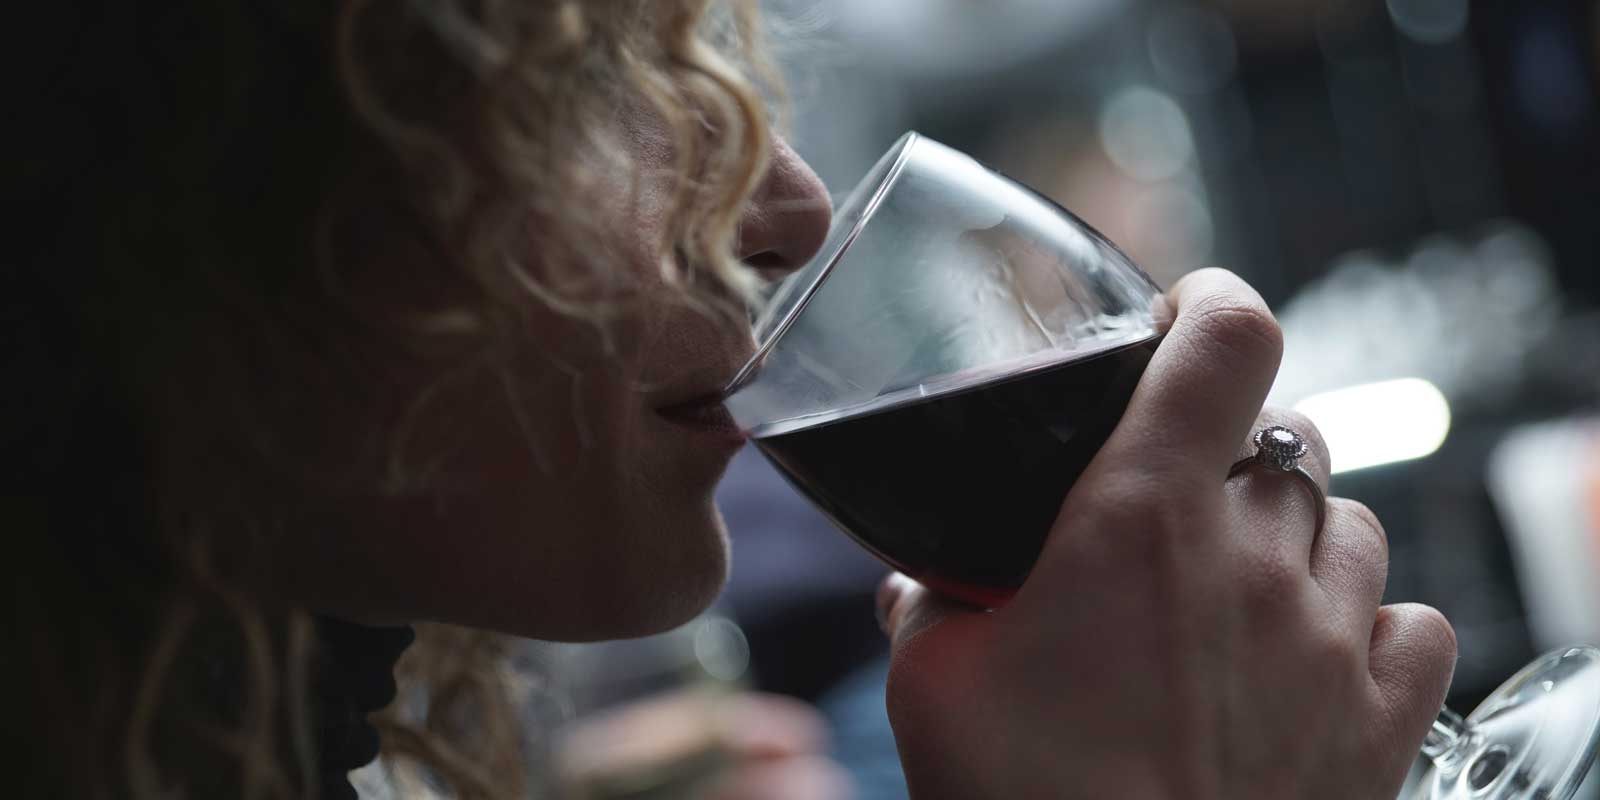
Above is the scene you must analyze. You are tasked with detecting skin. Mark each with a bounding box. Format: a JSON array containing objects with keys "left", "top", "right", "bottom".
[
  {"left": 233, "top": 126, "right": 1453, "bottom": 796},
  {"left": 252, "top": 136, "right": 833, "bottom": 642},
  {"left": 878, "top": 269, "right": 1458, "bottom": 799}
]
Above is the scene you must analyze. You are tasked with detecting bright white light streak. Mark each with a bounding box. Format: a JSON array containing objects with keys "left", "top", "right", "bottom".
[{"left": 1293, "top": 378, "right": 1451, "bottom": 474}]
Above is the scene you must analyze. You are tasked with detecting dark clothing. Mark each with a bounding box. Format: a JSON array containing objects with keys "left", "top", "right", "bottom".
[{"left": 312, "top": 617, "right": 413, "bottom": 800}]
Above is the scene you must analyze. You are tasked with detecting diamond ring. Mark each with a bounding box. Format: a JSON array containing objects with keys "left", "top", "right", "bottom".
[{"left": 1228, "top": 425, "right": 1326, "bottom": 536}]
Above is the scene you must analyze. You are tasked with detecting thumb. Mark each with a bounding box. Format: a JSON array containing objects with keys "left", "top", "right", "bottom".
[{"left": 876, "top": 573, "right": 974, "bottom": 650}]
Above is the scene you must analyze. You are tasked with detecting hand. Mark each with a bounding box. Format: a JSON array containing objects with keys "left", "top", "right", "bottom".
[
  {"left": 877, "top": 268, "right": 1456, "bottom": 800},
  {"left": 557, "top": 688, "right": 854, "bottom": 800}
]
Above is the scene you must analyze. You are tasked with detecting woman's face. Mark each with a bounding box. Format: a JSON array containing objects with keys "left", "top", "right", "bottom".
[{"left": 269, "top": 136, "right": 831, "bottom": 641}]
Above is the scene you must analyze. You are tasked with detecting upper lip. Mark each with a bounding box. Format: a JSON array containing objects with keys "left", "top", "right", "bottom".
[
  {"left": 655, "top": 390, "right": 728, "bottom": 415},
  {"left": 641, "top": 307, "right": 760, "bottom": 412},
  {"left": 647, "top": 358, "right": 753, "bottom": 413}
]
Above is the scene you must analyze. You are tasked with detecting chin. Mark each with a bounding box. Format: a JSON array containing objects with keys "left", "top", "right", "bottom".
[{"left": 560, "top": 505, "right": 732, "bottom": 642}]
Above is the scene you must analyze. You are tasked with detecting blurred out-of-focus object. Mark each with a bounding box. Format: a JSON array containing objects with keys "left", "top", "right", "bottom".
[
  {"left": 556, "top": 687, "right": 853, "bottom": 800},
  {"left": 536, "top": 615, "right": 824, "bottom": 800},
  {"left": 558, "top": 689, "right": 735, "bottom": 800},
  {"left": 1295, "top": 378, "right": 1451, "bottom": 475},
  {"left": 817, "top": 0, "right": 1123, "bottom": 78},
  {"left": 1269, "top": 222, "right": 1558, "bottom": 421},
  {"left": 1488, "top": 419, "right": 1600, "bottom": 653},
  {"left": 1487, "top": 419, "right": 1600, "bottom": 800},
  {"left": 543, "top": 615, "right": 752, "bottom": 714}
]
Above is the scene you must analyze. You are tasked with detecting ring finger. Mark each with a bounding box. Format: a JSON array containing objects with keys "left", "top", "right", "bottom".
[
  {"left": 1225, "top": 410, "right": 1390, "bottom": 636},
  {"left": 1224, "top": 407, "right": 1331, "bottom": 567}
]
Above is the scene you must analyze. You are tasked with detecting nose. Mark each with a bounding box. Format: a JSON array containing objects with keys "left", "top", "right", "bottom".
[{"left": 735, "top": 137, "right": 832, "bottom": 279}]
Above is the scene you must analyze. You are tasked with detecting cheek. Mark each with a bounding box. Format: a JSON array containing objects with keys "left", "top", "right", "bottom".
[
  {"left": 485, "top": 361, "right": 733, "bottom": 637},
  {"left": 432, "top": 359, "right": 730, "bottom": 621},
  {"left": 279, "top": 268, "right": 737, "bottom": 636}
]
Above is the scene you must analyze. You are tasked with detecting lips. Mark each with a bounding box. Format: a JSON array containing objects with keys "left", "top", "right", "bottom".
[{"left": 655, "top": 393, "right": 744, "bottom": 439}]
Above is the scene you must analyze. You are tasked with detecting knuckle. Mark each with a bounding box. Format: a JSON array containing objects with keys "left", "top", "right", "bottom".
[
  {"left": 1236, "top": 550, "right": 1303, "bottom": 610},
  {"left": 1373, "top": 605, "right": 1458, "bottom": 692},
  {"left": 1321, "top": 500, "right": 1391, "bottom": 588},
  {"left": 1409, "top": 604, "right": 1459, "bottom": 664},
  {"left": 1337, "top": 499, "right": 1390, "bottom": 554},
  {"left": 1185, "top": 294, "right": 1285, "bottom": 368},
  {"left": 1313, "top": 500, "right": 1391, "bottom": 603}
]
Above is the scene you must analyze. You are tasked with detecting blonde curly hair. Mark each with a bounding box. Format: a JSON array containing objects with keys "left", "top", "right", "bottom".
[{"left": 10, "top": 0, "right": 783, "bottom": 796}]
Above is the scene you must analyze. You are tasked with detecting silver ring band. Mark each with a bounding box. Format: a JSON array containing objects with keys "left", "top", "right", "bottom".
[{"left": 1228, "top": 425, "right": 1327, "bottom": 537}]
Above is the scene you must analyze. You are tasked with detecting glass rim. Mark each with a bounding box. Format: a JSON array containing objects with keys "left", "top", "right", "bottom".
[{"left": 722, "top": 131, "right": 923, "bottom": 397}]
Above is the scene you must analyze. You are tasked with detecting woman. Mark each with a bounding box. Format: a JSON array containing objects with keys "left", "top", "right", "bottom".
[{"left": 12, "top": 1, "right": 1456, "bottom": 797}]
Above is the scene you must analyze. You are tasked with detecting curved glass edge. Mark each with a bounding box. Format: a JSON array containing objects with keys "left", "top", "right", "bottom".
[
  {"left": 726, "top": 132, "right": 1169, "bottom": 436},
  {"left": 724, "top": 132, "right": 923, "bottom": 396}
]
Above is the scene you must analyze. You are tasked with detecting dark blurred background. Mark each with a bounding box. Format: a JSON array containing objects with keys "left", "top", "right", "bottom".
[{"left": 564, "top": 2, "right": 1600, "bottom": 797}]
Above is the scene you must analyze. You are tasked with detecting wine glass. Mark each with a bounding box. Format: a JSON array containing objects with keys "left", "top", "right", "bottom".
[
  {"left": 721, "top": 132, "right": 1600, "bottom": 799},
  {"left": 1417, "top": 646, "right": 1600, "bottom": 799},
  {"left": 725, "top": 131, "right": 1166, "bottom": 607}
]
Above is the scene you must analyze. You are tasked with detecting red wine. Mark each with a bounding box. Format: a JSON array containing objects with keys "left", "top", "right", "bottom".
[{"left": 754, "top": 335, "right": 1162, "bottom": 608}]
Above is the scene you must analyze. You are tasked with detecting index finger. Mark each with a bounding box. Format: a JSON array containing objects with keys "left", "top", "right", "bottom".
[{"left": 1093, "top": 268, "right": 1284, "bottom": 488}]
